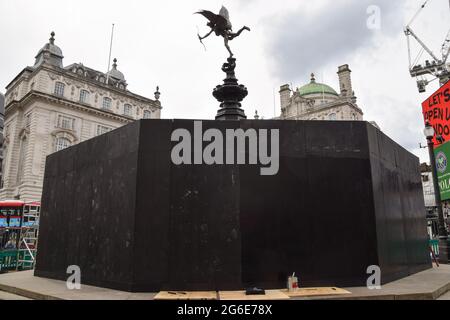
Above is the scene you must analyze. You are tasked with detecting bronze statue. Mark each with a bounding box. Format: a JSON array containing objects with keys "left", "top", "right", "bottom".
[{"left": 196, "top": 6, "right": 250, "bottom": 58}]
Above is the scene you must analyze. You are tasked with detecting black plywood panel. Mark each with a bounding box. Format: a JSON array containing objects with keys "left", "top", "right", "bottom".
[
  {"left": 367, "top": 124, "right": 430, "bottom": 283},
  {"left": 132, "top": 119, "right": 172, "bottom": 291},
  {"left": 36, "top": 122, "right": 140, "bottom": 290},
  {"left": 239, "top": 121, "right": 378, "bottom": 288},
  {"left": 167, "top": 120, "right": 241, "bottom": 291}
]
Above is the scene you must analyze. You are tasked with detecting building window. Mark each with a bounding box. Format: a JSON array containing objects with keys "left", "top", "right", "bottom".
[
  {"left": 97, "top": 125, "right": 113, "bottom": 136},
  {"left": 54, "top": 82, "right": 65, "bottom": 97},
  {"left": 55, "top": 137, "right": 71, "bottom": 152},
  {"left": 143, "top": 110, "right": 151, "bottom": 119},
  {"left": 124, "top": 104, "right": 132, "bottom": 116},
  {"left": 103, "top": 97, "right": 112, "bottom": 110},
  {"left": 57, "top": 115, "right": 75, "bottom": 130},
  {"left": 329, "top": 113, "right": 337, "bottom": 121},
  {"left": 79, "top": 90, "right": 90, "bottom": 104}
]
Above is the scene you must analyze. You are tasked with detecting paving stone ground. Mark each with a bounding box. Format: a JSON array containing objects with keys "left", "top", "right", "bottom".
[
  {"left": 0, "top": 290, "right": 31, "bottom": 300},
  {"left": 0, "top": 265, "right": 449, "bottom": 300},
  {"left": 438, "top": 291, "right": 450, "bottom": 300}
]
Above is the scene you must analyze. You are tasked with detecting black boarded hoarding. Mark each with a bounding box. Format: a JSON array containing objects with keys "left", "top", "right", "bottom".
[{"left": 35, "top": 120, "right": 431, "bottom": 292}]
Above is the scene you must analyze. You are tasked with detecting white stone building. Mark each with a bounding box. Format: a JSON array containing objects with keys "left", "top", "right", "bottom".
[
  {"left": 279, "top": 64, "right": 364, "bottom": 121},
  {"left": 0, "top": 92, "right": 4, "bottom": 183},
  {"left": 1, "top": 32, "right": 161, "bottom": 202}
]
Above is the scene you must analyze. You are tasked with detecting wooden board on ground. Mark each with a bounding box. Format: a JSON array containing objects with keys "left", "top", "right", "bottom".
[
  {"left": 281, "top": 287, "right": 351, "bottom": 298},
  {"left": 154, "top": 291, "right": 217, "bottom": 300},
  {"left": 219, "top": 290, "right": 290, "bottom": 301}
]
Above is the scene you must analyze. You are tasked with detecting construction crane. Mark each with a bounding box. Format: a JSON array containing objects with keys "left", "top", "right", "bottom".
[{"left": 404, "top": 0, "right": 450, "bottom": 93}]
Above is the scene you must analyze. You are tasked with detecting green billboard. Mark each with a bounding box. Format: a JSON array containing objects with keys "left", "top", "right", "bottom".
[{"left": 435, "top": 141, "right": 450, "bottom": 201}]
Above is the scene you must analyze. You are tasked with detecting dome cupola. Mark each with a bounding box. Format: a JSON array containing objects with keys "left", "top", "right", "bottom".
[
  {"left": 107, "top": 58, "right": 126, "bottom": 82},
  {"left": 298, "top": 73, "right": 339, "bottom": 98},
  {"left": 34, "top": 32, "right": 64, "bottom": 68}
]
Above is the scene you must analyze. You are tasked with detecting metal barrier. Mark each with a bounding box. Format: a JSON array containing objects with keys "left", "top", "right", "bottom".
[
  {"left": 0, "top": 250, "right": 18, "bottom": 271},
  {"left": 0, "top": 250, "right": 35, "bottom": 272},
  {"left": 430, "top": 239, "right": 439, "bottom": 256}
]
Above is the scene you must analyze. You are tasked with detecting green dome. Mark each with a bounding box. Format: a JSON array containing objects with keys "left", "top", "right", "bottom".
[{"left": 298, "top": 74, "right": 339, "bottom": 97}]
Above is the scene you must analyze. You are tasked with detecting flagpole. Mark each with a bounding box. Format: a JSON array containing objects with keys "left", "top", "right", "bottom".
[
  {"left": 273, "top": 87, "right": 276, "bottom": 118},
  {"left": 106, "top": 23, "right": 115, "bottom": 84},
  {"left": 322, "top": 72, "right": 325, "bottom": 103}
]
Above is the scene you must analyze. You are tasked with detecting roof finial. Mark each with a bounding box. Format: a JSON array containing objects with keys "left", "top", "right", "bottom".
[
  {"left": 311, "top": 73, "right": 316, "bottom": 83},
  {"left": 154, "top": 86, "right": 161, "bottom": 100},
  {"left": 112, "top": 58, "right": 118, "bottom": 69},
  {"left": 49, "top": 31, "right": 55, "bottom": 44},
  {"left": 254, "top": 110, "right": 260, "bottom": 120}
]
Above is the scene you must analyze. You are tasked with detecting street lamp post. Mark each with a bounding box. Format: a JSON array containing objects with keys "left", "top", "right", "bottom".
[{"left": 424, "top": 122, "right": 450, "bottom": 264}]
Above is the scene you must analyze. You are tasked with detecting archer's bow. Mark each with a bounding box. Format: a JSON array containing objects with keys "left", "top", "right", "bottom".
[{"left": 197, "top": 26, "right": 207, "bottom": 51}]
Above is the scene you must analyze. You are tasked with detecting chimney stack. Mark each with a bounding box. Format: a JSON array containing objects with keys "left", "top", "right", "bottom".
[
  {"left": 279, "top": 84, "right": 291, "bottom": 112},
  {"left": 337, "top": 64, "right": 353, "bottom": 98}
]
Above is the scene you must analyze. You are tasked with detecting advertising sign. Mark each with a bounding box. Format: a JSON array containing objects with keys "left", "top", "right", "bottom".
[
  {"left": 422, "top": 80, "right": 450, "bottom": 146},
  {"left": 435, "top": 140, "right": 450, "bottom": 201}
]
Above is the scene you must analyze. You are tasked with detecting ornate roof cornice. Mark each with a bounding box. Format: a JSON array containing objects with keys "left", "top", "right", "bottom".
[
  {"left": 6, "top": 64, "right": 161, "bottom": 109},
  {"left": 5, "top": 91, "right": 135, "bottom": 124}
]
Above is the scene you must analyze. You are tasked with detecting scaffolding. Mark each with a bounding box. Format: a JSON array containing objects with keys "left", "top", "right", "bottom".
[
  {"left": 16, "top": 203, "right": 40, "bottom": 270},
  {"left": 0, "top": 201, "right": 40, "bottom": 272}
]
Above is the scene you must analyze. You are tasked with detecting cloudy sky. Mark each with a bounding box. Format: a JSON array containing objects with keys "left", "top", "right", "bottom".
[{"left": 0, "top": 0, "right": 449, "bottom": 162}]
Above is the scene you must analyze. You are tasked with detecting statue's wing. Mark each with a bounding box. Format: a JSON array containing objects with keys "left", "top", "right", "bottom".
[
  {"left": 219, "top": 6, "right": 232, "bottom": 29},
  {"left": 196, "top": 10, "right": 228, "bottom": 29}
]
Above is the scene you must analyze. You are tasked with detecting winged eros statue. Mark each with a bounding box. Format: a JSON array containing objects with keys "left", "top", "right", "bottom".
[{"left": 196, "top": 6, "right": 250, "bottom": 58}]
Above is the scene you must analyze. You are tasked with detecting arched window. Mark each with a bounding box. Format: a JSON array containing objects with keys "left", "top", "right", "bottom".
[
  {"left": 103, "top": 97, "right": 112, "bottom": 110},
  {"left": 328, "top": 113, "right": 337, "bottom": 121},
  {"left": 143, "top": 110, "right": 151, "bottom": 119},
  {"left": 79, "top": 90, "right": 90, "bottom": 104},
  {"left": 25, "top": 114, "right": 31, "bottom": 128},
  {"left": 17, "top": 136, "right": 28, "bottom": 183},
  {"left": 1, "top": 144, "right": 7, "bottom": 188},
  {"left": 55, "top": 137, "right": 71, "bottom": 152},
  {"left": 54, "top": 82, "right": 65, "bottom": 97},
  {"left": 124, "top": 104, "right": 132, "bottom": 116}
]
